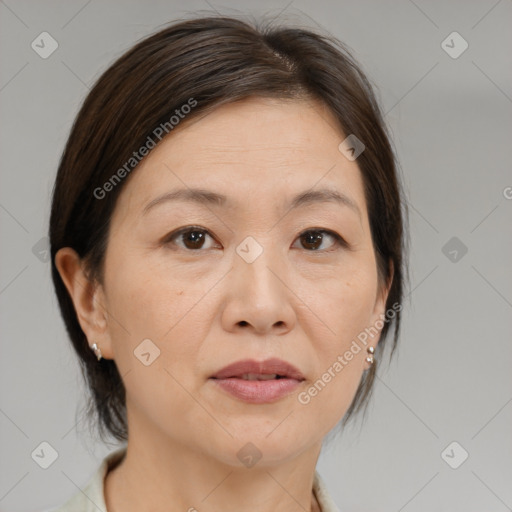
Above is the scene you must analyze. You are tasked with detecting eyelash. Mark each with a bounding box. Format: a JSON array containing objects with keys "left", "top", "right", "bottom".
[{"left": 163, "top": 226, "right": 348, "bottom": 252}]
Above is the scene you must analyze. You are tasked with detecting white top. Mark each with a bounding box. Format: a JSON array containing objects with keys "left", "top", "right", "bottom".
[{"left": 47, "top": 447, "right": 341, "bottom": 512}]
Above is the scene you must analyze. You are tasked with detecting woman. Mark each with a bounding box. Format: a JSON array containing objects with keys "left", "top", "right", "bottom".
[{"left": 49, "top": 14, "right": 407, "bottom": 512}]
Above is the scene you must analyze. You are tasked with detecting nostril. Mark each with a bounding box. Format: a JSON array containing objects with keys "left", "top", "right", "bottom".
[{"left": 238, "top": 321, "right": 249, "bottom": 327}]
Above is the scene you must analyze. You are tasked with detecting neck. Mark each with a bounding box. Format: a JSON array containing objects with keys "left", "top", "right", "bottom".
[{"left": 104, "top": 412, "right": 323, "bottom": 512}]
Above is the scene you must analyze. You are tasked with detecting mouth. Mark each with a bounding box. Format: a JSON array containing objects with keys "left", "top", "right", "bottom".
[
  {"left": 229, "top": 373, "right": 288, "bottom": 380},
  {"left": 210, "top": 357, "right": 305, "bottom": 381},
  {"left": 209, "top": 358, "right": 305, "bottom": 404}
]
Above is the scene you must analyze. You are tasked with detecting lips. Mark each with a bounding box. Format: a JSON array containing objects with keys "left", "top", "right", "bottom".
[
  {"left": 210, "top": 358, "right": 305, "bottom": 381},
  {"left": 209, "top": 358, "right": 305, "bottom": 404}
]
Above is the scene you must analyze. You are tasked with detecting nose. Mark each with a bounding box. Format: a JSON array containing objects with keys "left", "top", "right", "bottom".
[{"left": 220, "top": 246, "right": 296, "bottom": 336}]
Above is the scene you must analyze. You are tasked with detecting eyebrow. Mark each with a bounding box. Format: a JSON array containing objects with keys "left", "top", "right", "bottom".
[{"left": 142, "top": 187, "right": 362, "bottom": 219}]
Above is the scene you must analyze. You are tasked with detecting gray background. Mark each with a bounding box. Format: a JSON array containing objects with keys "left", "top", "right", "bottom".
[{"left": 1, "top": 1, "right": 511, "bottom": 511}]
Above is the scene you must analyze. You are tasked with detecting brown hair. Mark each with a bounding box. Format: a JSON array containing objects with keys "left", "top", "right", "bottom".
[{"left": 50, "top": 15, "right": 408, "bottom": 443}]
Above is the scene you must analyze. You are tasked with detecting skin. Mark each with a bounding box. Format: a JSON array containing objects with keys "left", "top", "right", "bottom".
[{"left": 56, "top": 96, "right": 392, "bottom": 512}]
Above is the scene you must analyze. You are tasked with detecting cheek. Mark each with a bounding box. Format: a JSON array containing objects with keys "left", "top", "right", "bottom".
[
  {"left": 104, "top": 247, "right": 213, "bottom": 341},
  {"left": 295, "top": 258, "right": 378, "bottom": 420},
  {"left": 298, "top": 253, "right": 379, "bottom": 345},
  {"left": 101, "top": 257, "right": 216, "bottom": 431},
  {"left": 296, "top": 288, "right": 375, "bottom": 430},
  {"left": 298, "top": 362, "right": 363, "bottom": 440},
  {"left": 103, "top": 250, "right": 224, "bottom": 393},
  {"left": 334, "top": 273, "right": 378, "bottom": 341}
]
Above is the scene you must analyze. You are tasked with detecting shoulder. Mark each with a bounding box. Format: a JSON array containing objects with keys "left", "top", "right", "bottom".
[
  {"left": 46, "top": 447, "right": 127, "bottom": 512},
  {"left": 313, "top": 470, "right": 342, "bottom": 512}
]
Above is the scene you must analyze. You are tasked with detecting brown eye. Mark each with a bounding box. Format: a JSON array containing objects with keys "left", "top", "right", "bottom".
[
  {"left": 165, "top": 227, "right": 344, "bottom": 252},
  {"left": 182, "top": 229, "right": 207, "bottom": 249},
  {"left": 165, "top": 227, "right": 218, "bottom": 251},
  {"left": 294, "top": 229, "right": 343, "bottom": 251}
]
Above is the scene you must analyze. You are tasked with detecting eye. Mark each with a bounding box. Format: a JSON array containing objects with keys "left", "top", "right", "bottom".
[
  {"left": 163, "top": 227, "right": 346, "bottom": 252},
  {"left": 292, "top": 229, "right": 345, "bottom": 251},
  {"left": 164, "top": 226, "right": 219, "bottom": 250}
]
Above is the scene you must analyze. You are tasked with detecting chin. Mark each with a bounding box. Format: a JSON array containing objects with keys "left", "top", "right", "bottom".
[{"left": 201, "top": 423, "right": 314, "bottom": 469}]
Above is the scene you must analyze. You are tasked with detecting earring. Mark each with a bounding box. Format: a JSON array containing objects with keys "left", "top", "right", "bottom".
[
  {"left": 366, "top": 346, "right": 375, "bottom": 365},
  {"left": 90, "top": 342, "right": 103, "bottom": 361}
]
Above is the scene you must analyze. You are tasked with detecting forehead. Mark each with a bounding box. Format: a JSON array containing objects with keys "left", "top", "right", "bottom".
[{"left": 112, "top": 96, "right": 367, "bottom": 220}]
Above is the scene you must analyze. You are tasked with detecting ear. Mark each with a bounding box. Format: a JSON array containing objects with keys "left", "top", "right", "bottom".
[
  {"left": 55, "top": 247, "right": 114, "bottom": 359},
  {"left": 373, "top": 259, "right": 394, "bottom": 313},
  {"left": 369, "top": 259, "right": 395, "bottom": 344}
]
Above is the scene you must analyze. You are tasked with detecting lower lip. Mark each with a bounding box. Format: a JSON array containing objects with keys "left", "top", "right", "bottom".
[{"left": 210, "top": 378, "right": 302, "bottom": 404}]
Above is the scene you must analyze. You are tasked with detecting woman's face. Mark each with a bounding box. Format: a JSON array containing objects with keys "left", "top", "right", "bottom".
[{"left": 94, "top": 97, "right": 389, "bottom": 465}]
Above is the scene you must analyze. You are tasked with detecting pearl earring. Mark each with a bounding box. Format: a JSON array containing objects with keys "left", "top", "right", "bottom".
[
  {"left": 366, "top": 346, "right": 375, "bottom": 365},
  {"left": 90, "top": 342, "right": 103, "bottom": 361}
]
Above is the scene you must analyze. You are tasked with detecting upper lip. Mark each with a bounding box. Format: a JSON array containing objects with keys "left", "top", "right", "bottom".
[{"left": 210, "top": 358, "right": 305, "bottom": 380}]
